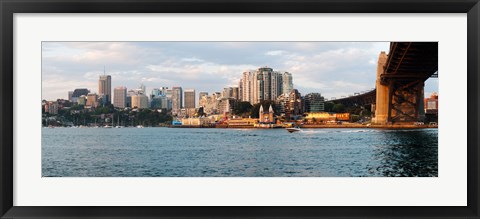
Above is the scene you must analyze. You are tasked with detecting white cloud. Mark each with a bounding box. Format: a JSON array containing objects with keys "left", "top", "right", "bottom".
[
  {"left": 40, "top": 41, "right": 438, "bottom": 101},
  {"left": 265, "top": 50, "right": 287, "bottom": 56}
]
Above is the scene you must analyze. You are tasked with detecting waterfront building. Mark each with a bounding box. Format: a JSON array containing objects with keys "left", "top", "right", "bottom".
[
  {"left": 227, "top": 118, "right": 258, "bottom": 128},
  {"left": 184, "top": 89, "right": 196, "bottom": 108},
  {"left": 114, "top": 86, "right": 127, "bottom": 108},
  {"left": 131, "top": 94, "right": 149, "bottom": 109},
  {"left": 304, "top": 93, "right": 325, "bottom": 112},
  {"left": 86, "top": 93, "right": 98, "bottom": 108},
  {"left": 98, "top": 75, "right": 112, "bottom": 104},
  {"left": 71, "top": 88, "right": 90, "bottom": 103},
  {"left": 171, "top": 87, "right": 183, "bottom": 114},
  {"left": 259, "top": 104, "right": 275, "bottom": 123},
  {"left": 305, "top": 112, "right": 335, "bottom": 123},
  {"left": 181, "top": 117, "right": 214, "bottom": 126}
]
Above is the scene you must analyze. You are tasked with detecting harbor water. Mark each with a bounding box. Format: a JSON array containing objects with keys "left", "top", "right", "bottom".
[{"left": 42, "top": 127, "right": 438, "bottom": 177}]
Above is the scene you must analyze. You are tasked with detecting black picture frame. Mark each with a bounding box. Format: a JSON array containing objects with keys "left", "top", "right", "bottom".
[{"left": 1, "top": 0, "right": 479, "bottom": 218}]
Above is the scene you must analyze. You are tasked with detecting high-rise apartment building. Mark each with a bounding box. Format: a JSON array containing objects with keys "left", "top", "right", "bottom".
[
  {"left": 184, "top": 89, "right": 196, "bottom": 109},
  {"left": 240, "top": 67, "right": 292, "bottom": 105},
  {"left": 98, "top": 75, "right": 112, "bottom": 104},
  {"left": 131, "top": 94, "right": 149, "bottom": 109},
  {"left": 114, "top": 86, "right": 127, "bottom": 108},
  {"left": 240, "top": 71, "right": 253, "bottom": 103},
  {"left": 282, "top": 72, "right": 293, "bottom": 95},
  {"left": 304, "top": 93, "right": 325, "bottom": 112},
  {"left": 171, "top": 87, "right": 183, "bottom": 113}
]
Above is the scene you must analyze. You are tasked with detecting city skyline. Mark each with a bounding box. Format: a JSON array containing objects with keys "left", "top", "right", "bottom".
[{"left": 42, "top": 42, "right": 438, "bottom": 101}]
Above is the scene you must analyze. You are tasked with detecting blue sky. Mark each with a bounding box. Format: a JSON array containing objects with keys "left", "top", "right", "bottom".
[{"left": 42, "top": 42, "right": 438, "bottom": 101}]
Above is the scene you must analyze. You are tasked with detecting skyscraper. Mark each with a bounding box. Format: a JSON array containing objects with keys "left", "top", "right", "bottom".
[
  {"left": 151, "top": 88, "right": 161, "bottom": 97},
  {"left": 271, "top": 71, "right": 283, "bottom": 99},
  {"left": 241, "top": 71, "right": 253, "bottom": 103},
  {"left": 131, "top": 94, "right": 149, "bottom": 109},
  {"left": 98, "top": 74, "right": 112, "bottom": 104},
  {"left": 114, "top": 86, "right": 127, "bottom": 108},
  {"left": 240, "top": 68, "right": 292, "bottom": 105},
  {"left": 172, "top": 87, "right": 183, "bottom": 113},
  {"left": 282, "top": 72, "right": 293, "bottom": 95},
  {"left": 184, "top": 89, "right": 196, "bottom": 109}
]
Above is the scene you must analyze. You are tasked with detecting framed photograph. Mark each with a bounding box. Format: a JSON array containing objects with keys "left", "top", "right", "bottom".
[{"left": 1, "top": 0, "right": 479, "bottom": 218}]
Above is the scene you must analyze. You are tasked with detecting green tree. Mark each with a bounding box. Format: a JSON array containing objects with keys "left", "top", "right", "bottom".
[
  {"left": 332, "top": 103, "right": 346, "bottom": 113},
  {"left": 233, "top": 101, "right": 253, "bottom": 117},
  {"left": 324, "top": 102, "right": 334, "bottom": 112}
]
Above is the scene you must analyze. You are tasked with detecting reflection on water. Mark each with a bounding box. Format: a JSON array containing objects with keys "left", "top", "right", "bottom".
[
  {"left": 368, "top": 130, "right": 438, "bottom": 177},
  {"left": 42, "top": 128, "right": 438, "bottom": 177}
]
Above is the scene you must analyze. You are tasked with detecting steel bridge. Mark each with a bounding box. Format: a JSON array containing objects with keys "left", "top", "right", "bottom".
[{"left": 331, "top": 42, "right": 438, "bottom": 124}]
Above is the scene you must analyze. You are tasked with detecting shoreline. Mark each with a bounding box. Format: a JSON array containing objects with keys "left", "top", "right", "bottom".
[{"left": 170, "top": 124, "right": 438, "bottom": 129}]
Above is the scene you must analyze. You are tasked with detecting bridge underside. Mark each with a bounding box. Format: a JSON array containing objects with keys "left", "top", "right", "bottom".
[{"left": 376, "top": 42, "right": 438, "bottom": 124}]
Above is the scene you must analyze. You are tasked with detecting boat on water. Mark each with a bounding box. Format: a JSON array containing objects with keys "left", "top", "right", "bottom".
[
  {"left": 286, "top": 127, "right": 301, "bottom": 133},
  {"left": 136, "top": 125, "right": 144, "bottom": 128},
  {"left": 115, "top": 126, "right": 124, "bottom": 128},
  {"left": 104, "top": 125, "right": 113, "bottom": 128}
]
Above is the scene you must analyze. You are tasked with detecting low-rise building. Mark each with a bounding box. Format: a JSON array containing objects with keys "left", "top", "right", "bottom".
[{"left": 181, "top": 117, "right": 214, "bottom": 126}]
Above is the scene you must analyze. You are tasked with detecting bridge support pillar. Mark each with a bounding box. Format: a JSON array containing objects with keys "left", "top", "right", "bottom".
[
  {"left": 372, "top": 52, "right": 389, "bottom": 124},
  {"left": 373, "top": 51, "right": 426, "bottom": 124},
  {"left": 387, "top": 80, "right": 425, "bottom": 123}
]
